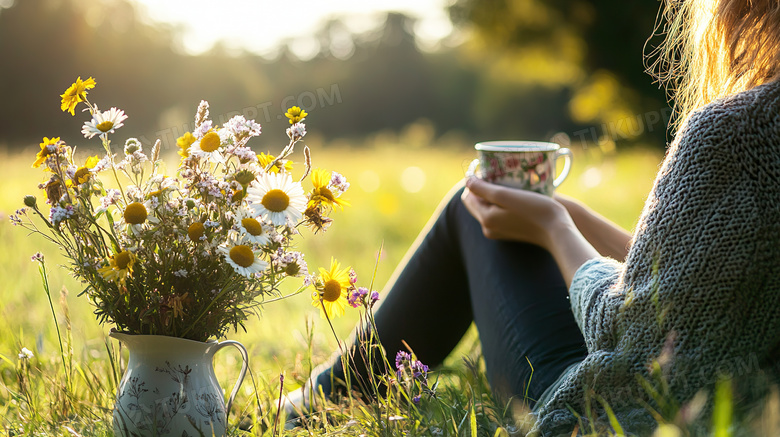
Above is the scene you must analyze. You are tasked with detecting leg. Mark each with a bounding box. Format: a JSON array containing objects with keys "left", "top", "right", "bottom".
[{"left": 312, "top": 184, "right": 586, "bottom": 405}]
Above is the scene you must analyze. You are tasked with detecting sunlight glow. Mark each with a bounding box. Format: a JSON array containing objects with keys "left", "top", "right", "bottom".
[
  {"left": 400, "top": 166, "right": 426, "bottom": 193},
  {"left": 130, "top": 0, "right": 453, "bottom": 57}
]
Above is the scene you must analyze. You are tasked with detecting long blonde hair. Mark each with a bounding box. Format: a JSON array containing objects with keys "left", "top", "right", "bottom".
[{"left": 647, "top": 0, "right": 780, "bottom": 131}]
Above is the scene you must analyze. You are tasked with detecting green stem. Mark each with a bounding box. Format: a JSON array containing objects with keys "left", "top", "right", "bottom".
[
  {"left": 37, "top": 259, "right": 70, "bottom": 390},
  {"left": 101, "top": 135, "right": 127, "bottom": 205},
  {"left": 179, "top": 276, "right": 234, "bottom": 338}
]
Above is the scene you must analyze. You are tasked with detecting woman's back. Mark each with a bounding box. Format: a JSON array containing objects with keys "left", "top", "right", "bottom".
[{"left": 534, "top": 79, "right": 780, "bottom": 435}]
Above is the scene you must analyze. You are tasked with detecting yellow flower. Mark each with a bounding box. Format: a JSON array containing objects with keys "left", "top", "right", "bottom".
[
  {"left": 98, "top": 250, "right": 136, "bottom": 285},
  {"left": 309, "top": 168, "right": 349, "bottom": 209},
  {"left": 60, "top": 76, "right": 96, "bottom": 116},
  {"left": 284, "top": 106, "right": 307, "bottom": 124},
  {"left": 176, "top": 132, "right": 196, "bottom": 159},
  {"left": 32, "top": 137, "right": 60, "bottom": 169},
  {"left": 187, "top": 222, "right": 205, "bottom": 242},
  {"left": 73, "top": 155, "right": 101, "bottom": 184},
  {"left": 311, "top": 258, "right": 351, "bottom": 319},
  {"left": 257, "top": 152, "right": 292, "bottom": 173},
  {"left": 124, "top": 202, "right": 148, "bottom": 225}
]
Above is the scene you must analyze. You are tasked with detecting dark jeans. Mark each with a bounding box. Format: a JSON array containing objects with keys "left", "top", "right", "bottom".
[{"left": 315, "top": 186, "right": 587, "bottom": 406}]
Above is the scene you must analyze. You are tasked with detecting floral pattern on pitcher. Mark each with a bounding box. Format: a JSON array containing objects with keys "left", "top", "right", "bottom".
[
  {"left": 111, "top": 333, "right": 247, "bottom": 437},
  {"left": 113, "top": 360, "right": 225, "bottom": 436}
]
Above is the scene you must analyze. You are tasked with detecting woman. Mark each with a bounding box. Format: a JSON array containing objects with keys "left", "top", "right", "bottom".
[{"left": 286, "top": 0, "right": 780, "bottom": 434}]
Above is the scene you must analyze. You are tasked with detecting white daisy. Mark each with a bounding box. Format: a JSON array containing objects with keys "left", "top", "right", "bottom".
[
  {"left": 246, "top": 172, "right": 307, "bottom": 226},
  {"left": 82, "top": 107, "right": 128, "bottom": 139},
  {"left": 234, "top": 207, "right": 270, "bottom": 245},
  {"left": 218, "top": 242, "right": 268, "bottom": 277},
  {"left": 189, "top": 129, "right": 226, "bottom": 163}
]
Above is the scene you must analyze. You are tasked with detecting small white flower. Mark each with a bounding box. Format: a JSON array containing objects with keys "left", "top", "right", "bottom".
[
  {"left": 65, "top": 165, "right": 77, "bottom": 180},
  {"left": 18, "top": 347, "right": 33, "bottom": 360},
  {"left": 273, "top": 250, "right": 308, "bottom": 277},
  {"left": 234, "top": 207, "right": 270, "bottom": 246},
  {"left": 226, "top": 145, "right": 257, "bottom": 163},
  {"left": 330, "top": 171, "right": 350, "bottom": 193},
  {"left": 125, "top": 185, "right": 144, "bottom": 202},
  {"left": 218, "top": 242, "right": 268, "bottom": 278},
  {"left": 97, "top": 189, "right": 122, "bottom": 213},
  {"left": 286, "top": 122, "right": 306, "bottom": 140},
  {"left": 49, "top": 205, "right": 75, "bottom": 225},
  {"left": 194, "top": 119, "right": 213, "bottom": 138},
  {"left": 90, "top": 154, "right": 114, "bottom": 173},
  {"left": 225, "top": 115, "right": 262, "bottom": 139},
  {"left": 246, "top": 172, "right": 307, "bottom": 226},
  {"left": 82, "top": 107, "right": 128, "bottom": 139}
]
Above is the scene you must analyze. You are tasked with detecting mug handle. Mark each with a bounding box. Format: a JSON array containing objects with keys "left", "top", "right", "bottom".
[
  {"left": 213, "top": 340, "right": 249, "bottom": 416},
  {"left": 553, "top": 148, "right": 572, "bottom": 188},
  {"left": 466, "top": 158, "right": 480, "bottom": 178}
]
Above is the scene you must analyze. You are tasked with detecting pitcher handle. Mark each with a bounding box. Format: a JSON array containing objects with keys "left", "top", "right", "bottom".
[
  {"left": 553, "top": 147, "right": 572, "bottom": 188},
  {"left": 213, "top": 340, "right": 249, "bottom": 416}
]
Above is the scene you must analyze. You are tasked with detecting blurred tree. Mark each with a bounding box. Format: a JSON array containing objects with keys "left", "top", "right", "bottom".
[
  {"left": 449, "top": 0, "right": 672, "bottom": 147},
  {"left": 0, "top": 0, "right": 186, "bottom": 147},
  {"left": 0, "top": 0, "right": 669, "bottom": 152}
]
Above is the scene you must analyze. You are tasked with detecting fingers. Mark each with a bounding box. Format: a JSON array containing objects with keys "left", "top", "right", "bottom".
[
  {"left": 466, "top": 176, "right": 545, "bottom": 213},
  {"left": 465, "top": 177, "right": 503, "bottom": 205},
  {"left": 461, "top": 185, "right": 485, "bottom": 219},
  {"left": 462, "top": 187, "right": 502, "bottom": 239}
]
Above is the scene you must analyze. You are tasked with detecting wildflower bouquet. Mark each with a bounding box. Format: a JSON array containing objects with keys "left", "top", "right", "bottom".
[{"left": 13, "top": 77, "right": 350, "bottom": 342}]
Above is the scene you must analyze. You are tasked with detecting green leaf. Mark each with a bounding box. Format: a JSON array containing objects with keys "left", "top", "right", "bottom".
[
  {"left": 470, "top": 403, "right": 477, "bottom": 437},
  {"left": 713, "top": 377, "right": 733, "bottom": 437},
  {"left": 594, "top": 393, "right": 625, "bottom": 437},
  {"left": 0, "top": 352, "right": 15, "bottom": 368}
]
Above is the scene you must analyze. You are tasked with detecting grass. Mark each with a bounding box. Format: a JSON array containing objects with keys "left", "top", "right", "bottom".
[{"left": 0, "top": 139, "right": 694, "bottom": 435}]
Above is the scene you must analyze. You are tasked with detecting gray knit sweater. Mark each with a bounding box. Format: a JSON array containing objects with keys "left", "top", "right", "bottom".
[{"left": 532, "top": 81, "right": 780, "bottom": 436}]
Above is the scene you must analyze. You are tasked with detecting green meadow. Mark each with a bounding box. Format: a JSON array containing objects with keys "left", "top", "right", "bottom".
[{"left": 0, "top": 140, "right": 672, "bottom": 435}]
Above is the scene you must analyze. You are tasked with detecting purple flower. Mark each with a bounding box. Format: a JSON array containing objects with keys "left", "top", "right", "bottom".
[
  {"left": 412, "top": 395, "right": 421, "bottom": 404},
  {"left": 30, "top": 252, "right": 44, "bottom": 262},
  {"left": 347, "top": 291, "right": 360, "bottom": 308},
  {"left": 395, "top": 351, "right": 411, "bottom": 371},
  {"left": 347, "top": 287, "right": 370, "bottom": 308},
  {"left": 9, "top": 209, "right": 26, "bottom": 226},
  {"left": 370, "top": 291, "right": 380, "bottom": 303},
  {"left": 412, "top": 361, "right": 429, "bottom": 379}
]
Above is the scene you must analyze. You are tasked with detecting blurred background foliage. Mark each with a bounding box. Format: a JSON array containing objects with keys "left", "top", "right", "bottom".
[{"left": 0, "top": 0, "right": 671, "bottom": 153}]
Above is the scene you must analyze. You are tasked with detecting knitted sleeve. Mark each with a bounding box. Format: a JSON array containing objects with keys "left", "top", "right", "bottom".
[{"left": 568, "top": 257, "right": 623, "bottom": 351}]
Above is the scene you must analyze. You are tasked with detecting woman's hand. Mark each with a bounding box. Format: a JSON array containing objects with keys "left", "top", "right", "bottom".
[
  {"left": 461, "top": 177, "right": 568, "bottom": 250},
  {"left": 461, "top": 177, "right": 600, "bottom": 286}
]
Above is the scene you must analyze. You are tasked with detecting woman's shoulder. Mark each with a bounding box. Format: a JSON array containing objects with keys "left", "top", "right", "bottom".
[{"left": 683, "top": 80, "right": 780, "bottom": 142}]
